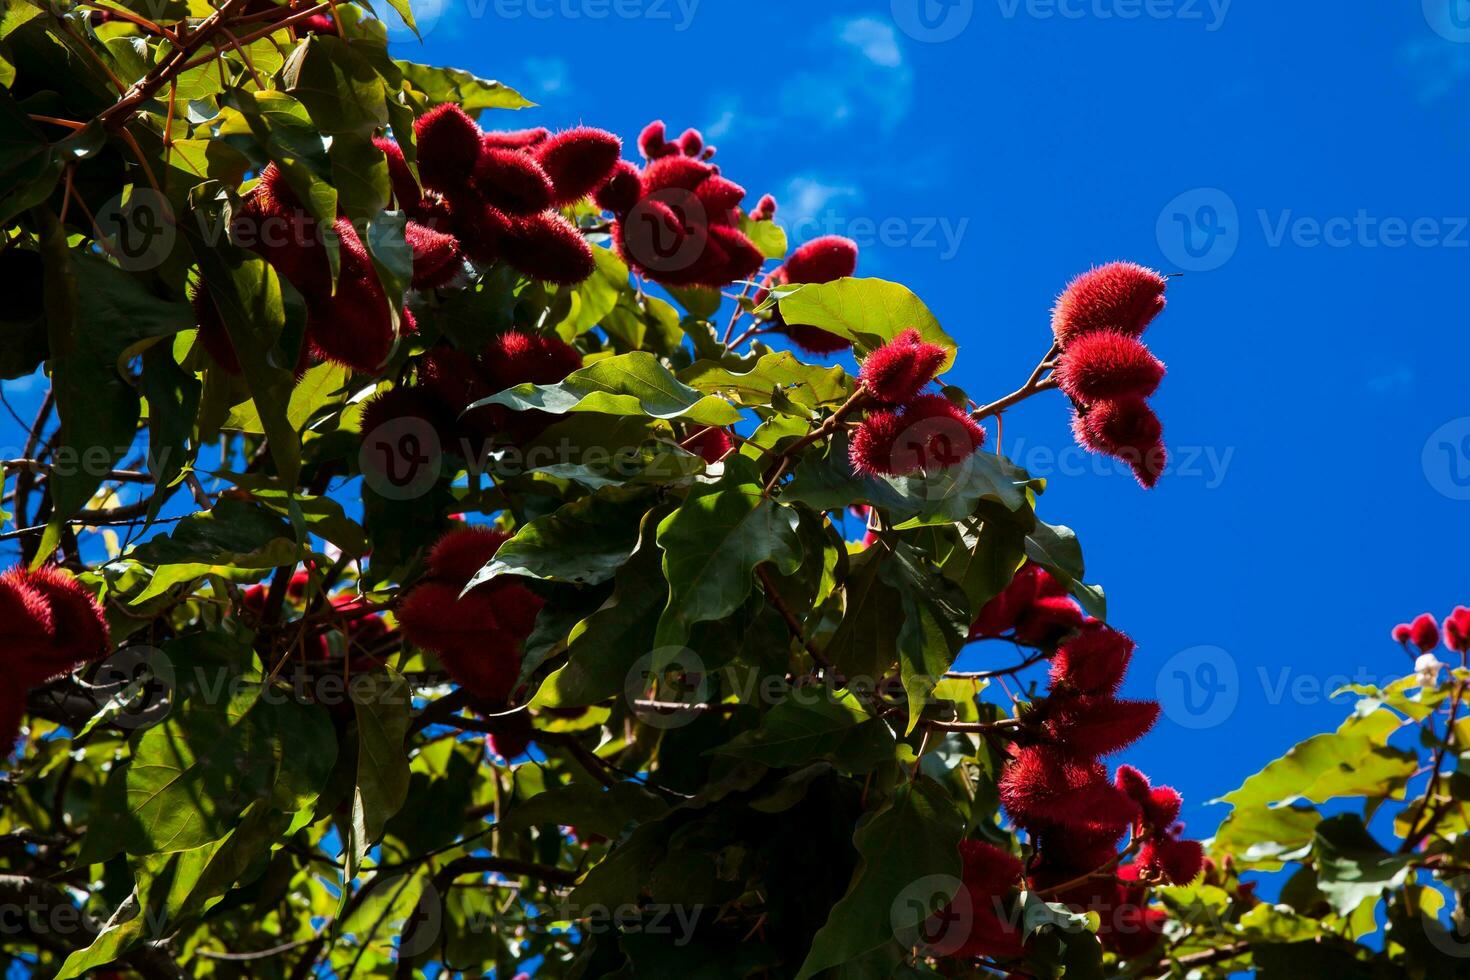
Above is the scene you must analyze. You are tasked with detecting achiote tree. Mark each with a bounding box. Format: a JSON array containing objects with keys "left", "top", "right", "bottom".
[{"left": 0, "top": 2, "right": 1204, "bottom": 977}]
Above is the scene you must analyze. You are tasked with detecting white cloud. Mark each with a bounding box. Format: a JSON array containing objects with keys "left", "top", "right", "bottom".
[
  {"left": 776, "top": 176, "right": 864, "bottom": 236},
  {"left": 839, "top": 17, "right": 904, "bottom": 68},
  {"left": 521, "top": 57, "right": 571, "bottom": 99}
]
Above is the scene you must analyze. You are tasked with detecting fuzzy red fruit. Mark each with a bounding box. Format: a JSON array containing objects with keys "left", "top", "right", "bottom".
[
  {"left": 849, "top": 409, "right": 907, "bottom": 477},
  {"left": 678, "top": 128, "right": 704, "bottom": 157},
  {"left": 374, "top": 137, "right": 421, "bottom": 212},
  {"left": 860, "top": 329, "right": 949, "bottom": 404},
  {"left": 930, "top": 840, "right": 1027, "bottom": 961},
  {"left": 397, "top": 584, "right": 522, "bottom": 699},
  {"left": 427, "top": 526, "right": 511, "bottom": 587},
  {"left": 1051, "top": 626, "right": 1135, "bottom": 695},
  {"left": 1052, "top": 262, "right": 1168, "bottom": 346},
  {"left": 1072, "top": 395, "right": 1162, "bottom": 457},
  {"left": 1043, "top": 694, "right": 1161, "bottom": 757},
  {"left": 536, "top": 127, "right": 622, "bottom": 206},
  {"left": 1101, "top": 865, "right": 1167, "bottom": 958},
  {"left": 501, "top": 212, "right": 596, "bottom": 285},
  {"left": 1143, "top": 786, "right": 1184, "bottom": 830},
  {"left": 486, "top": 710, "right": 535, "bottom": 760},
  {"left": 686, "top": 427, "right": 733, "bottom": 464},
  {"left": 359, "top": 386, "right": 455, "bottom": 450},
  {"left": 1407, "top": 613, "right": 1441, "bottom": 653},
  {"left": 474, "top": 147, "right": 555, "bottom": 216},
  {"left": 1056, "top": 331, "right": 1165, "bottom": 404},
  {"left": 483, "top": 128, "right": 550, "bottom": 152},
  {"left": 999, "top": 746, "right": 1138, "bottom": 833},
  {"left": 1446, "top": 607, "right": 1470, "bottom": 654},
  {"left": 785, "top": 236, "right": 858, "bottom": 284},
  {"left": 637, "top": 120, "right": 675, "bottom": 159},
  {"left": 969, "top": 562, "right": 1069, "bottom": 640},
  {"left": 192, "top": 281, "right": 240, "bottom": 374},
  {"left": 449, "top": 197, "right": 513, "bottom": 267},
  {"left": 1129, "top": 442, "right": 1167, "bottom": 489},
  {"left": 1138, "top": 835, "right": 1205, "bottom": 886},
  {"left": 782, "top": 324, "right": 852, "bottom": 356},
  {"left": 751, "top": 194, "right": 777, "bottom": 222},
  {"left": 303, "top": 219, "right": 397, "bottom": 374},
  {"left": 483, "top": 331, "right": 583, "bottom": 391},
  {"left": 595, "top": 160, "right": 642, "bottom": 215},
  {"left": 882, "top": 394, "right": 986, "bottom": 474},
  {"left": 3, "top": 566, "right": 109, "bottom": 682},
  {"left": 414, "top": 104, "right": 484, "bottom": 194},
  {"left": 406, "top": 221, "right": 461, "bottom": 290}
]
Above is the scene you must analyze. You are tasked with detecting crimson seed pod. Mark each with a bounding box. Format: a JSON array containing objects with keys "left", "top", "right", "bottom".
[
  {"left": 1052, "top": 261, "right": 1168, "bottom": 346},
  {"left": 405, "top": 221, "right": 462, "bottom": 290},
  {"left": 500, "top": 212, "right": 596, "bottom": 285},
  {"left": 859, "top": 328, "right": 948, "bottom": 404},
  {"left": 535, "top": 127, "right": 623, "bottom": 206},
  {"left": 473, "top": 147, "right": 555, "bottom": 216},
  {"left": 374, "top": 136, "right": 422, "bottom": 212},
  {"left": 784, "top": 235, "right": 858, "bottom": 284},
  {"left": 1055, "top": 330, "right": 1166, "bottom": 403},
  {"left": 414, "top": 103, "right": 485, "bottom": 193}
]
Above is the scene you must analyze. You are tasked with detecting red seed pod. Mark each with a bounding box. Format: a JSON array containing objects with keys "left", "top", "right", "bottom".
[
  {"left": 1050, "top": 626, "right": 1135, "bottom": 696},
  {"left": 406, "top": 221, "right": 462, "bottom": 290},
  {"left": 535, "top": 127, "right": 623, "bottom": 206},
  {"left": 685, "top": 427, "right": 733, "bottom": 464},
  {"left": 414, "top": 103, "right": 485, "bottom": 194},
  {"left": 359, "top": 385, "right": 457, "bottom": 453},
  {"left": 1072, "top": 395, "right": 1162, "bottom": 457},
  {"left": 483, "top": 128, "right": 551, "bottom": 152},
  {"left": 595, "top": 160, "right": 643, "bottom": 216},
  {"left": 998, "top": 745, "right": 1139, "bottom": 833},
  {"left": 397, "top": 584, "right": 523, "bottom": 700},
  {"left": 1052, "top": 261, "right": 1168, "bottom": 346},
  {"left": 1445, "top": 606, "right": 1470, "bottom": 653},
  {"left": 483, "top": 330, "right": 584, "bottom": 390},
  {"left": 784, "top": 235, "right": 859, "bottom": 284},
  {"left": 1055, "top": 331, "right": 1166, "bottom": 404},
  {"left": 887, "top": 394, "right": 986, "bottom": 474},
  {"left": 303, "top": 219, "right": 397, "bottom": 375},
  {"left": 0, "top": 573, "right": 58, "bottom": 684},
  {"left": 751, "top": 194, "right": 777, "bottom": 222},
  {"left": 374, "top": 137, "right": 422, "bottom": 212},
  {"left": 1042, "top": 694, "right": 1161, "bottom": 758},
  {"left": 859, "top": 328, "right": 949, "bottom": 404},
  {"left": 3, "top": 566, "right": 109, "bottom": 682},
  {"left": 1408, "top": 613, "right": 1441, "bottom": 653},
  {"left": 486, "top": 710, "right": 536, "bottom": 760},
  {"left": 474, "top": 147, "right": 555, "bottom": 216},
  {"left": 449, "top": 196, "right": 513, "bottom": 267},
  {"left": 929, "top": 840, "right": 1028, "bottom": 960},
  {"left": 969, "top": 562, "right": 1069, "bottom": 639},
  {"left": 500, "top": 211, "right": 596, "bottom": 285},
  {"left": 678, "top": 128, "right": 704, "bottom": 158},
  {"left": 640, "top": 154, "right": 718, "bottom": 195},
  {"left": 695, "top": 173, "right": 747, "bottom": 215},
  {"left": 1012, "top": 594, "right": 1086, "bottom": 647},
  {"left": 1138, "top": 835, "right": 1205, "bottom": 886},
  {"left": 427, "top": 525, "right": 512, "bottom": 587},
  {"left": 849, "top": 408, "right": 907, "bottom": 476},
  {"left": 637, "top": 120, "right": 676, "bottom": 159}
]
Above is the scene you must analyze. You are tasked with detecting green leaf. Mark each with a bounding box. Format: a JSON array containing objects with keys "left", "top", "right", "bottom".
[
  {"left": 128, "top": 497, "right": 301, "bottom": 601},
  {"left": 285, "top": 35, "right": 390, "bottom": 140},
  {"left": 711, "top": 688, "right": 894, "bottom": 773},
  {"left": 396, "top": 60, "right": 533, "bottom": 112},
  {"left": 779, "top": 278, "right": 957, "bottom": 368},
  {"left": 1312, "top": 814, "right": 1414, "bottom": 917},
  {"left": 222, "top": 89, "right": 337, "bottom": 225},
  {"left": 881, "top": 542, "right": 972, "bottom": 733},
  {"left": 740, "top": 213, "right": 788, "bottom": 260},
  {"left": 1212, "top": 803, "right": 1321, "bottom": 870},
  {"left": 561, "top": 244, "right": 629, "bottom": 338},
  {"left": 654, "top": 455, "right": 802, "bottom": 653},
  {"left": 502, "top": 782, "right": 669, "bottom": 839},
  {"left": 474, "top": 488, "right": 650, "bottom": 588},
  {"left": 347, "top": 668, "right": 412, "bottom": 878},
  {"left": 797, "top": 779, "right": 965, "bottom": 978},
  {"left": 680, "top": 350, "right": 852, "bottom": 411},
  {"left": 140, "top": 342, "right": 201, "bottom": 523}
]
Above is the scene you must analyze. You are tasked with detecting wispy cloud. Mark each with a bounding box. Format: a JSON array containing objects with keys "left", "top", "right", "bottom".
[
  {"left": 521, "top": 56, "right": 572, "bottom": 100},
  {"left": 1366, "top": 366, "right": 1415, "bottom": 393},
  {"left": 1398, "top": 39, "right": 1470, "bottom": 103},
  {"left": 776, "top": 177, "right": 865, "bottom": 235}
]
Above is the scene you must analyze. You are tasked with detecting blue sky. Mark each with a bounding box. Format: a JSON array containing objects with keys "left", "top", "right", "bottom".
[
  {"left": 5, "top": 2, "right": 1468, "bottom": 848},
  {"left": 384, "top": 0, "right": 1470, "bottom": 834}
]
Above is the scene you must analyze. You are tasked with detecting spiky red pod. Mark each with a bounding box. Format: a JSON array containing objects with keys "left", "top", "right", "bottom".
[
  {"left": 930, "top": 840, "right": 1027, "bottom": 961},
  {"left": 483, "top": 330, "right": 584, "bottom": 390},
  {"left": 1011, "top": 594, "right": 1085, "bottom": 647},
  {"left": 414, "top": 103, "right": 484, "bottom": 194},
  {"left": 751, "top": 193, "right": 777, "bottom": 222},
  {"left": 483, "top": 128, "right": 551, "bottom": 152},
  {"left": 1143, "top": 786, "right": 1184, "bottom": 830},
  {"left": 637, "top": 120, "right": 675, "bottom": 159},
  {"left": 4, "top": 566, "right": 109, "bottom": 682},
  {"left": 969, "top": 562, "right": 1069, "bottom": 639},
  {"left": 784, "top": 235, "right": 859, "bottom": 284},
  {"left": 240, "top": 168, "right": 328, "bottom": 296},
  {"left": 535, "top": 127, "right": 622, "bottom": 206},
  {"left": 473, "top": 147, "right": 555, "bottom": 216},
  {"left": 303, "top": 219, "right": 397, "bottom": 374},
  {"left": 595, "top": 160, "right": 642, "bottom": 216},
  {"left": 1100, "top": 865, "right": 1168, "bottom": 958},
  {"left": 1407, "top": 613, "right": 1441, "bottom": 653},
  {"left": 695, "top": 173, "right": 747, "bottom": 216},
  {"left": 359, "top": 385, "right": 457, "bottom": 452},
  {"left": 1050, "top": 626, "right": 1135, "bottom": 695},
  {"left": 298, "top": 11, "right": 333, "bottom": 33},
  {"left": 640, "top": 154, "right": 718, "bottom": 195},
  {"left": 500, "top": 212, "right": 596, "bottom": 285},
  {"left": 406, "top": 221, "right": 461, "bottom": 290},
  {"left": 397, "top": 584, "right": 523, "bottom": 698},
  {"left": 428, "top": 525, "right": 512, "bottom": 587},
  {"left": 447, "top": 196, "right": 512, "bottom": 267},
  {"left": 1446, "top": 607, "right": 1470, "bottom": 653},
  {"left": 687, "top": 223, "right": 763, "bottom": 288},
  {"left": 999, "top": 745, "right": 1138, "bottom": 832},
  {"left": 849, "top": 409, "right": 907, "bottom": 476},
  {"left": 486, "top": 710, "right": 535, "bottom": 760},
  {"left": 1042, "top": 694, "right": 1161, "bottom": 758},
  {"left": 859, "top": 329, "right": 948, "bottom": 404},
  {"left": 686, "top": 427, "right": 733, "bottom": 464},
  {"left": 1052, "top": 262, "right": 1168, "bottom": 346},
  {"left": 192, "top": 281, "right": 241, "bottom": 374},
  {"left": 780, "top": 324, "right": 852, "bottom": 356},
  {"left": 1055, "top": 331, "right": 1165, "bottom": 404},
  {"left": 374, "top": 137, "right": 422, "bottom": 212},
  {"left": 887, "top": 394, "right": 986, "bottom": 473},
  {"left": 1138, "top": 835, "right": 1205, "bottom": 886},
  {"left": 1072, "top": 395, "right": 1162, "bottom": 457},
  {"left": 678, "top": 128, "right": 704, "bottom": 158}
]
